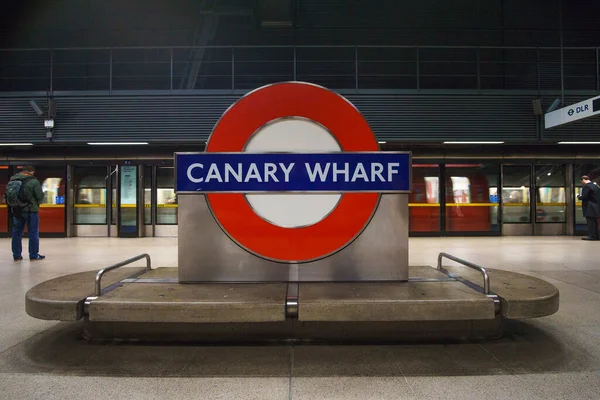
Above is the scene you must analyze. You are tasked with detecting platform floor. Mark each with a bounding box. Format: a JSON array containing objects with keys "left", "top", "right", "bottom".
[{"left": 1, "top": 236, "right": 599, "bottom": 399}]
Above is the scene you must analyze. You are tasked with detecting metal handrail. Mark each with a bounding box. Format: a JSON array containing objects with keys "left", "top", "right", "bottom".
[
  {"left": 437, "top": 252, "right": 490, "bottom": 294},
  {"left": 94, "top": 253, "right": 151, "bottom": 296}
]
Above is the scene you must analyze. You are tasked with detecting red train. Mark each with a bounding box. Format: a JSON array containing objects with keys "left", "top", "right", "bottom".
[{"left": 409, "top": 164, "right": 494, "bottom": 232}]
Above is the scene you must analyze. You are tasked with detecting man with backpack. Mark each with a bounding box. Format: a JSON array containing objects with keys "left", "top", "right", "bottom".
[
  {"left": 5, "top": 166, "right": 46, "bottom": 260},
  {"left": 577, "top": 175, "right": 600, "bottom": 241}
]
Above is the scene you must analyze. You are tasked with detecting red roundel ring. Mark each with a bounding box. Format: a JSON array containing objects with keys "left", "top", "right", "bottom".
[{"left": 206, "top": 82, "right": 380, "bottom": 263}]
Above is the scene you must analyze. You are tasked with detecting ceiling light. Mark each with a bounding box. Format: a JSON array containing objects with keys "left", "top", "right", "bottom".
[
  {"left": 0, "top": 143, "right": 33, "bottom": 146},
  {"left": 88, "top": 142, "right": 149, "bottom": 145},
  {"left": 378, "top": 141, "right": 387, "bottom": 144},
  {"left": 557, "top": 142, "right": 600, "bottom": 144},
  {"left": 443, "top": 141, "right": 504, "bottom": 144}
]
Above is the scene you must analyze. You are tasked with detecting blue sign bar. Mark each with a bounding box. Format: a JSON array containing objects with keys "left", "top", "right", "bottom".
[{"left": 176, "top": 152, "right": 411, "bottom": 193}]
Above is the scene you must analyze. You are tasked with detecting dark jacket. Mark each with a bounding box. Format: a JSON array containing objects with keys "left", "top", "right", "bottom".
[
  {"left": 578, "top": 182, "right": 600, "bottom": 218},
  {"left": 9, "top": 172, "right": 44, "bottom": 212}
]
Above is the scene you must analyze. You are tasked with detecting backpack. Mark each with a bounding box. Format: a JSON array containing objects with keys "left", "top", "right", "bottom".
[{"left": 5, "top": 177, "right": 33, "bottom": 209}]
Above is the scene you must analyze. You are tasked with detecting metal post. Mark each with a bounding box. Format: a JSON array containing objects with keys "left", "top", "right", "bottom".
[
  {"left": 559, "top": 0, "right": 564, "bottom": 104},
  {"left": 355, "top": 46, "right": 359, "bottom": 91},
  {"left": 566, "top": 163, "right": 575, "bottom": 236},
  {"left": 536, "top": 47, "right": 542, "bottom": 91},
  {"left": 536, "top": 108, "right": 542, "bottom": 141},
  {"left": 531, "top": 164, "right": 536, "bottom": 234},
  {"left": 560, "top": 47, "right": 564, "bottom": 103},
  {"left": 231, "top": 46, "right": 235, "bottom": 91},
  {"left": 49, "top": 49, "right": 54, "bottom": 92},
  {"left": 170, "top": 48, "right": 173, "bottom": 93},
  {"left": 416, "top": 47, "right": 420, "bottom": 90},
  {"left": 65, "top": 165, "right": 73, "bottom": 237},
  {"left": 476, "top": 47, "right": 481, "bottom": 90},
  {"left": 439, "top": 163, "right": 446, "bottom": 233},
  {"left": 596, "top": 48, "right": 599, "bottom": 91},
  {"left": 106, "top": 165, "right": 112, "bottom": 237},
  {"left": 109, "top": 49, "right": 113, "bottom": 93},
  {"left": 137, "top": 165, "right": 144, "bottom": 238},
  {"left": 498, "top": 164, "right": 503, "bottom": 235},
  {"left": 152, "top": 165, "right": 157, "bottom": 238},
  {"left": 293, "top": 46, "right": 297, "bottom": 81}
]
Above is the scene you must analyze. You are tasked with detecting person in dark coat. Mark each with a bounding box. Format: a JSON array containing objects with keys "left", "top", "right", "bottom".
[{"left": 577, "top": 175, "right": 600, "bottom": 241}]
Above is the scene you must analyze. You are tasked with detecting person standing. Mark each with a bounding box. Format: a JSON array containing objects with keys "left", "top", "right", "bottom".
[
  {"left": 5, "top": 166, "right": 46, "bottom": 260},
  {"left": 577, "top": 175, "right": 600, "bottom": 241}
]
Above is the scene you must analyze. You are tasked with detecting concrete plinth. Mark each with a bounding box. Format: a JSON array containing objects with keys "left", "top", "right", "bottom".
[
  {"left": 83, "top": 318, "right": 505, "bottom": 344},
  {"left": 25, "top": 264, "right": 559, "bottom": 343}
]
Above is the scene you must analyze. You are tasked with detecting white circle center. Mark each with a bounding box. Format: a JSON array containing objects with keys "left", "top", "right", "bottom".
[{"left": 244, "top": 118, "right": 342, "bottom": 228}]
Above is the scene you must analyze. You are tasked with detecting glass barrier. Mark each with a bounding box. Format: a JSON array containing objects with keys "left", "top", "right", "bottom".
[
  {"left": 574, "top": 164, "right": 600, "bottom": 232},
  {"left": 409, "top": 164, "right": 440, "bottom": 232},
  {"left": 445, "top": 164, "right": 499, "bottom": 232},
  {"left": 35, "top": 166, "right": 66, "bottom": 233},
  {"left": 156, "top": 167, "right": 177, "bottom": 225},
  {"left": 73, "top": 166, "right": 107, "bottom": 225},
  {"left": 535, "top": 165, "right": 566, "bottom": 223},
  {"left": 502, "top": 166, "right": 531, "bottom": 223}
]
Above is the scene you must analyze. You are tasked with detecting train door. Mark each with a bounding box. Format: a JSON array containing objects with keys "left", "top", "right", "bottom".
[
  {"left": 154, "top": 165, "right": 178, "bottom": 237},
  {"left": 409, "top": 163, "right": 500, "bottom": 236},
  {"left": 501, "top": 164, "right": 567, "bottom": 235},
  {"left": 141, "top": 163, "right": 178, "bottom": 237},
  {"left": 4, "top": 164, "right": 67, "bottom": 238},
  {"left": 0, "top": 165, "right": 10, "bottom": 237},
  {"left": 573, "top": 163, "right": 600, "bottom": 236},
  {"left": 443, "top": 164, "right": 500, "bottom": 234},
  {"left": 534, "top": 165, "right": 567, "bottom": 235},
  {"left": 501, "top": 165, "right": 532, "bottom": 235},
  {"left": 72, "top": 165, "right": 112, "bottom": 236},
  {"left": 409, "top": 164, "right": 441, "bottom": 234}
]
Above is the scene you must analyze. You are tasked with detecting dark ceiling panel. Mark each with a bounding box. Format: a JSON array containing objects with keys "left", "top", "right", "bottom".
[
  {"left": 297, "top": 0, "right": 503, "bottom": 29},
  {"left": 502, "top": 0, "right": 561, "bottom": 30}
]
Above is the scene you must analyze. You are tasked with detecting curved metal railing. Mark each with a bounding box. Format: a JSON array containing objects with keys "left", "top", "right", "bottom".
[
  {"left": 437, "top": 252, "right": 490, "bottom": 294},
  {"left": 94, "top": 253, "right": 152, "bottom": 296}
]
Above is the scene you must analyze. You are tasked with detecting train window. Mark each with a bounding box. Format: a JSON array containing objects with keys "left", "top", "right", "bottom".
[
  {"left": 42, "top": 178, "right": 62, "bottom": 204},
  {"left": 156, "top": 167, "right": 177, "bottom": 225},
  {"left": 424, "top": 177, "right": 439, "bottom": 203},
  {"left": 74, "top": 166, "right": 107, "bottom": 225},
  {"left": 449, "top": 177, "right": 471, "bottom": 203},
  {"left": 535, "top": 165, "right": 566, "bottom": 223}
]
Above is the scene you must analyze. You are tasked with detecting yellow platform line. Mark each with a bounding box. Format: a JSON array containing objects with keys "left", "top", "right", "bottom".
[
  {"left": 74, "top": 204, "right": 178, "bottom": 208},
  {"left": 409, "top": 203, "right": 569, "bottom": 207}
]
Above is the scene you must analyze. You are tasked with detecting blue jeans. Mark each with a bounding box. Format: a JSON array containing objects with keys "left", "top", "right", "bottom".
[{"left": 12, "top": 211, "right": 40, "bottom": 259}]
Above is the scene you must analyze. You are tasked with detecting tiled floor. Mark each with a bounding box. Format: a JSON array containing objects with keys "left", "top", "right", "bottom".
[{"left": 1, "top": 236, "right": 599, "bottom": 399}]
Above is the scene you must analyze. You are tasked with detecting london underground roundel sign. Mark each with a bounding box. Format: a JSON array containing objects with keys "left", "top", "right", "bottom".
[{"left": 176, "top": 82, "right": 411, "bottom": 263}]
